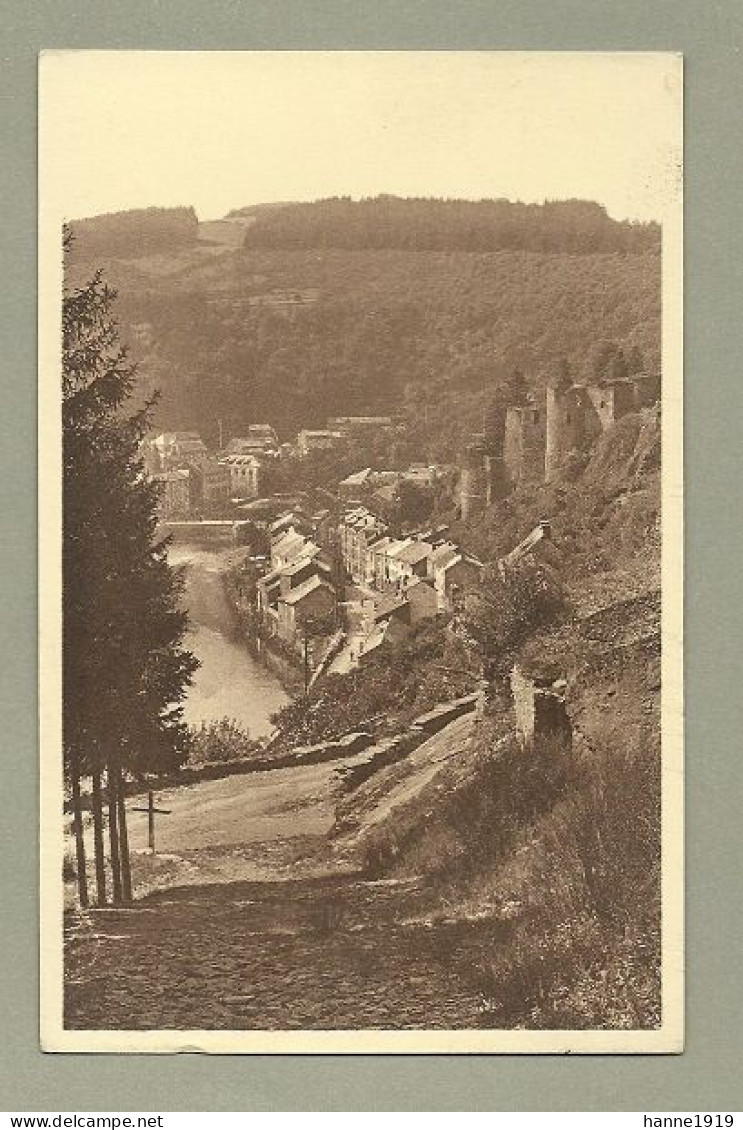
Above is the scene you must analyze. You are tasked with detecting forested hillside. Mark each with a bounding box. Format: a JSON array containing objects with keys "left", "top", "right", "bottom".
[
  {"left": 70, "top": 206, "right": 199, "bottom": 261},
  {"left": 242, "top": 196, "right": 659, "bottom": 254},
  {"left": 66, "top": 200, "right": 661, "bottom": 455}
]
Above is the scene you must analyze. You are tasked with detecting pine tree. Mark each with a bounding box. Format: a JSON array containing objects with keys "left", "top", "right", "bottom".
[{"left": 63, "top": 234, "right": 198, "bottom": 906}]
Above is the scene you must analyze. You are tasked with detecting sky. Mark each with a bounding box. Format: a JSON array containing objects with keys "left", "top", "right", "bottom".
[{"left": 41, "top": 51, "right": 682, "bottom": 224}]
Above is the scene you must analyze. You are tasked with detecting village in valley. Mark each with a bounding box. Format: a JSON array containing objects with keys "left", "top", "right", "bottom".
[
  {"left": 142, "top": 364, "right": 660, "bottom": 694},
  {"left": 61, "top": 185, "right": 666, "bottom": 1034}
]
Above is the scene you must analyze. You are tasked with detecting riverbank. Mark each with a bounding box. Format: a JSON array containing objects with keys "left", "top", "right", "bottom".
[
  {"left": 168, "top": 542, "right": 291, "bottom": 734},
  {"left": 218, "top": 553, "right": 309, "bottom": 698}
]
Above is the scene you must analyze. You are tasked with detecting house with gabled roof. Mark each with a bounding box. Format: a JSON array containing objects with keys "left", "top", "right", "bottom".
[
  {"left": 277, "top": 575, "right": 336, "bottom": 650},
  {"left": 339, "top": 507, "right": 387, "bottom": 583},
  {"left": 339, "top": 467, "right": 373, "bottom": 497},
  {"left": 270, "top": 510, "right": 313, "bottom": 542},
  {"left": 404, "top": 578, "right": 439, "bottom": 623},
  {"left": 432, "top": 550, "right": 483, "bottom": 612},
  {"left": 155, "top": 431, "right": 209, "bottom": 471},
  {"left": 219, "top": 453, "right": 261, "bottom": 499},
  {"left": 270, "top": 530, "right": 311, "bottom": 569},
  {"left": 297, "top": 429, "right": 346, "bottom": 457},
  {"left": 223, "top": 425, "right": 278, "bottom": 457},
  {"left": 498, "top": 520, "right": 562, "bottom": 579},
  {"left": 373, "top": 592, "right": 410, "bottom": 626},
  {"left": 395, "top": 540, "right": 433, "bottom": 587}
]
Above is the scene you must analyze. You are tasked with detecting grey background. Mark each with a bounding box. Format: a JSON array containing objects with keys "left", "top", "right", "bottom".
[{"left": 2, "top": 0, "right": 741, "bottom": 1112}]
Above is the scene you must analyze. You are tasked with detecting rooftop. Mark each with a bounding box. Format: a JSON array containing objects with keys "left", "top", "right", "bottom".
[
  {"left": 429, "top": 543, "right": 460, "bottom": 569},
  {"left": 219, "top": 451, "right": 261, "bottom": 466},
  {"left": 367, "top": 535, "right": 393, "bottom": 553},
  {"left": 281, "top": 548, "right": 322, "bottom": 576},
  {"left": 385, "top": 538, "right": 414, "bottom": 560},
  {"left": 257, "top": 568, "right": 284, "bottom": 589},
  {"left": 396, "top": 542, "right": 432, "bottom": 567},
  {"left": 438, "top": 551, "right": 484, "bottom": 574},
  {"left": 339, "top": 468, "right": 373, "bottom": 487},
  {"left": 156, "top": 431, "right": 203, "bottom": 444},
  {"left": 373, "top": 594, "right": 409, "bottom": 621},
  {"left": 298, "top": 429, "right": 345, "bottom": 439},
  {"left": 279, "top": 574, "right": 334, "bottom": 606},
  {"left": 272, "top": 530, "right": 307, "bottom": 556},
  {"left": 270, "top": 511, "right": 310, "bottom": 533},
  {"left": 330, "top": 415, "right": 393, "bottom": 427}
]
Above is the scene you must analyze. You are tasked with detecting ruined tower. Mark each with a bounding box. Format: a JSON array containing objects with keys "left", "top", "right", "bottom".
[
  {"left": 483, "top": 403, "right": 508, "bottom": 504},
  {"left": 544, "top": 385, "right": 587, "bottom": 481},
  {"left": 503, "top": 401, "right": 546, "bottom": 487},
  {"left": 459, "top": 435, "right": 488, "bottom": 521}
]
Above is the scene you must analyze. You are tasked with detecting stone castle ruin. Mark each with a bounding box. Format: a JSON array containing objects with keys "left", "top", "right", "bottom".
[{"left": 459, "top": 371, "right": 660, "bottom": 515}]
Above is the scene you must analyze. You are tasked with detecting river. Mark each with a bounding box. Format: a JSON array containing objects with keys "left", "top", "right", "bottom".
[{"left": 167, "top": 543, "right": 289, "bottom": 737}]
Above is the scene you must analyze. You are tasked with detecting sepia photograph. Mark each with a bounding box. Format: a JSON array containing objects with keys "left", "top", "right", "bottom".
[{"left": 39, "top": 50, "right": 683, "bottom": 1053}]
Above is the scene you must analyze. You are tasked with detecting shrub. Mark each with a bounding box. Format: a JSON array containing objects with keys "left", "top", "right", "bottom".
[
  {"left": 470, "top": 728, "right": 661, "bottom": 1028},
  {"left": 270, "top": 618, "right": 479, "bottom": 747},
  {"left": 187, "top": 718, "right": 261, "bottom": 765}
]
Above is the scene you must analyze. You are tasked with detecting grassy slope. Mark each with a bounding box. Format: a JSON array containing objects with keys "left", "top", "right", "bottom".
[{"left": 330, "top": 409, "right": 662, "bottom": 1029}]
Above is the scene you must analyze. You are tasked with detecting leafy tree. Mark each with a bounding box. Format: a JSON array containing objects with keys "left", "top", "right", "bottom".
[
  {"left": 461, "top": 562, "right": 565, "bottom": 682},
  {"left": 589, "top": 340, "right": 631, "bottom": 384},
  {"left": 65, "top": 196, "right": 662, "bottom": 481},
  {"left": 505, "top": 367, "right": 529, "bottom": 406},
  {"left": 63, "top": 237, "right": 198, "bottom": 905},
  {"left": 395, "top": 479, "right": 433, "bottom": 526},
  {"left": 551, "top": 355, "right": 573, "bottom": 390},
  {"left": 296, "top": 606, "right": 338, "bottom": 692}
]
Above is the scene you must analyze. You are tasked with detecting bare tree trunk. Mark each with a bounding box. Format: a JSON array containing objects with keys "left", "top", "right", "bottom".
[
  {"left": 90, "top": 769, "right": 107, "bottom": 907},
  {"left": 69, "top": 755, "right": 89, "bottom": 909},
  {"left": 115, "top": 764, "right": 132, "bottom": 904},
  {"left": 107, "top": 760, "right": 123, "bottom": 905}
]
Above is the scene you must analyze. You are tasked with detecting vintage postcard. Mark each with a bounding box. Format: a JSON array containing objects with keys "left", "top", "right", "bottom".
[{"left": 39, "top": 50, "right": 683, "bottom": 1053}]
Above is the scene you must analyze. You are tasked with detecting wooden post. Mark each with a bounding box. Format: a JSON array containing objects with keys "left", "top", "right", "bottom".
[
  {"left": 132, "top": 793, "right": 172, "bottom": 856},
  {"left": 90, "top": 769, "right": 107, "bottom": 907},
  {"left": 69, "top": 755, "right": 89, "bottom": 910}
]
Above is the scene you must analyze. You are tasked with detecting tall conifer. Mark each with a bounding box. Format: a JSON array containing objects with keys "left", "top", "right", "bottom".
[{"left": 62, "top": 234, "right": 198, "bottom": 905}]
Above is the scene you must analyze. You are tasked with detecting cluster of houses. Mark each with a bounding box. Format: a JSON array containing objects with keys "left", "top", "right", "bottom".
[
  {"left": 140, "top": 426, "right": 279, "bottom": 518},
  {"left": 297, "top": 415, "right": 398, "bottom": 458},
  {"left": 255, "top": 510, "right": 338, "bottom": 657},
  {"left": 243, "top": 488, "right": 485, "bottom": 673},
  {"left": 330, "top": 508, "right": 481, "bottom": 668},
  {"left": 339, "top": 507, "right": 483, "bottom": 612},
  {"left": 141, "top": 415, "right": 405, "bottom": 520},
  {"left": 337, "top": 462, "right": 454, "bottom": 516}
]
